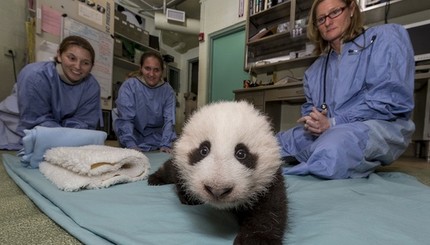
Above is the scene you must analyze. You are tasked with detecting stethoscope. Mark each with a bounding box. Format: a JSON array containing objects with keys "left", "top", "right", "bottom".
[{"left": 320, "top": 30, "right": 377, "bottom": 111}]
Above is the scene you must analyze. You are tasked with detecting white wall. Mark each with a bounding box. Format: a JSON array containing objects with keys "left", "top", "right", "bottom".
[
  {"left": 150, "top": 15, "right": 200, "bottom": 131},
  {"left": 161, "top": 39, "right": 199, "bottom": 131},
  {"left": 197, "top": 0, "right": 248, "bottom": 106},
  {"left": 137, "top": 0, "right": 247, "bottom": 129},
  {"left": 0, "top": 0, "right": 27, "bottom": 101},
  {"left": 173, "top": 46, "right": 199, "bottom": 132}
]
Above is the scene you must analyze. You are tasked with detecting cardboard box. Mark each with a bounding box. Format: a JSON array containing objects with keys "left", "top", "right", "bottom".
[
  {"left": 114, "top": 11, "right": 127, "bottom": 36},
  {"left": 115, "top": 19, "right": 129, "bottom": 37},
  {"left": 149, "top": 35, "right": 159, "bottom": 51},
  {"left": 134, "top": 49, "right": 144, "bottom": 64},
  {"left": 134, "top": 27, "right": 145, "bottom": 45},
  {"left": 141, "top": 30, "right": 150, "bottom": 46},
  {"left": 128, "top": 23, "right": 137, "bottom": 40},
  {"left": 114, "top": 10, "right": 126, "bottom": 20},
  {"left": 114, "top": 38, "right": 123, "bottom": 57}
]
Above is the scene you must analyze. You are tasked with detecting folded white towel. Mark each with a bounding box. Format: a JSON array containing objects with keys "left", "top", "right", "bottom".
[{"left": 39, "top": 145, "right": 150, "bottom": 191}]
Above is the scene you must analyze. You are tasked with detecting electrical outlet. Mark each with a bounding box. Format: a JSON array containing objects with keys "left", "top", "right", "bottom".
[{"left": 3, "top": 47, "right": 16, "bottom": 57}]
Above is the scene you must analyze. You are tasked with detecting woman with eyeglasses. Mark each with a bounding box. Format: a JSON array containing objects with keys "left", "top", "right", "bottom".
[
  {"left": 276, "top": 0, "right": 415, "bottom": 179},
  {"left": 114, "top": 51, "right": 177, "bottom": 154}
]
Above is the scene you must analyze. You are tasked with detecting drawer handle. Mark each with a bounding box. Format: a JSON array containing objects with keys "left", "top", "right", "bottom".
[{"left": 276, "top": 90, "right": 305, "bottom": 99}]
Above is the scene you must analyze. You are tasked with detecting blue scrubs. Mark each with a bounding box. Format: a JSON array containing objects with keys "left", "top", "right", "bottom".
[
  {"left": 277, "top": 24, "right": 415, "bottom": 179},
  {"left": 0, "top": 84, "right": 21, "bottom": 150},
  {"left": 114, "top": 77, "right": 177, "bottom": 151},
  {"left": 17, "top": 61, "right": 102, "bottom": 136}
]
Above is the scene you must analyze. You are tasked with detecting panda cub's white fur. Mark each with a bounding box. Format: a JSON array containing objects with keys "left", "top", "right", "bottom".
[
  {"left": 174, "top": 100, "right": 282, "bottom": 209},
  {"left": 148, "top": 101, "right": 287, "bottom": 244}
]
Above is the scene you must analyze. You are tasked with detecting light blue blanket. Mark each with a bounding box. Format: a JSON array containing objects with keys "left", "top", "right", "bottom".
[
  {"left": 3, "top": 152, "right": 430, "bottom": 245},
  {"left": 19, "top": 126, "right": 107, "bottom": 168}
]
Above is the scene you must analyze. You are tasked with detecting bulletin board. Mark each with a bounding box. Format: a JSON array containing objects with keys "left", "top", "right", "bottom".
[{"left": 63, "top": 17, "right": 114, "bottom": 101}]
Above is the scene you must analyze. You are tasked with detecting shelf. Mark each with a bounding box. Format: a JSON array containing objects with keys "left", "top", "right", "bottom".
[
  {"left": 248, "top": 31, "right": 290, "bottom": 46},
  {"left": 247, "top": 33, "right": 309, "bottom": 64},
  {"left": 245, "top": 0, "right": 314, "bottom": 74},
  {"left": 248, "top": 31, "right": 308, "bottom": 47},
  {"left": 249, "top": 0, "right": 311, "bottom": 26},
  {"left": 249, "top": 55, "right": 317, "bottom": 74},
  {"left": 114, "top": 32, "right": 158, "bottom": 53},
  {"left": 295, "top": 0, "right": 313, "bottom": 17},
  {"left": 246, "top": 0, "right": 430, "bottom": 75},
  {"left": 363, "top": 0, "right": 430, "bottom": 24},
  {"left": 113, "top": 56, "right": 139, "bottom": 71},
  {"left": 249, "top": 1, "right": 292, "bottom": 26}
]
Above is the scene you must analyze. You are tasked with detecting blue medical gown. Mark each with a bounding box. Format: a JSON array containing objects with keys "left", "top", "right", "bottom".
[
  {"left": 277, "top": 24, "right": 415, "bottom": 179},
  {"left": 114, "top": 77, "right": 177, "bottom": 151},
  {"left": 0, "top": 84, "right": 21, "bottom": 150},
  {"left": 16, "top": 61, "right": 102, "bottom": 135}
]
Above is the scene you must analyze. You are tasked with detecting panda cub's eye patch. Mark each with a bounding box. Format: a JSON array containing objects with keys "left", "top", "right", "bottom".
[
  {"left": 188, "top": 140, "right": 211, "bottom": 165},
  {"left": 235, "top": 143, "right": 258, "bottom": 169}
]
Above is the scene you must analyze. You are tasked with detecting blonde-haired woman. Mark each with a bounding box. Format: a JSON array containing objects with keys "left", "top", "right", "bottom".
[{"left": 277, "top": 0, "right": 415, "bottom": 179}]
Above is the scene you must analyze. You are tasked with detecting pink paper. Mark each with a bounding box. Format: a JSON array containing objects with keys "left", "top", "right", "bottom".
[{"left": 41, "top": 5, "right": 62, "bottom": 36}]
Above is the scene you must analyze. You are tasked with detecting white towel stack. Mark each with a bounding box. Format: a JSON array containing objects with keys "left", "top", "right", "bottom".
[{"left": 39, "top": 145, "right": 151, "bottom": 191}]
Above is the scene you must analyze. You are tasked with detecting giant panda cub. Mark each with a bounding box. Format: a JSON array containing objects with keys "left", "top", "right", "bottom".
[{"left": 148, "top": 101, "right": 287, "bottom": 245}]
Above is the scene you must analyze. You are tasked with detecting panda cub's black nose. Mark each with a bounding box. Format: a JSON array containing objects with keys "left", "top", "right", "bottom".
[{"left": 204, "top": 185, "right": 233, "bottom": 199}]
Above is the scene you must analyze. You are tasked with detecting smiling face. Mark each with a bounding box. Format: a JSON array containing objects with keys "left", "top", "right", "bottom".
[
  {"left": 56, "top": 45, "right": 93, "bottom": 83},
  {"left": 315, "top": 0, "right": 355, "bottom": 52},
  {"left": 141, "top": 56, "right": 163, "bottom": 87}
]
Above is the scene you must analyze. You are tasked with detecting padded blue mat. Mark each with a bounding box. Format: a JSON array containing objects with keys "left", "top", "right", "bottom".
[{"left": 3, "top": 152, "right": 430, "bottom": 244}]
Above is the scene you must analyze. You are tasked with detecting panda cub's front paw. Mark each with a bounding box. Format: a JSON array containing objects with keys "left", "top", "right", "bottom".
[
  {"left": 147, "top": 173, "right": 164, "bottom": 185},
  {"left": 233, "top": 233, "right": 282, "bottom": 245}
]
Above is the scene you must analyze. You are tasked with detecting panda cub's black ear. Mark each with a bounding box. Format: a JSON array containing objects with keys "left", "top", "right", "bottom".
[
  {"left": 188, "top": 140, "right": 211, "bottom": 165},
  {"left": 234, "top": 143, "right": 257, "bottom": 169}
]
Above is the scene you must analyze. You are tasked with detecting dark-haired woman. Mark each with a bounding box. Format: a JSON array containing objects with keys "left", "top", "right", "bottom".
[
  {"left": 16, "top": 35, "right": 102, "bottom": 136},
  {"left": 114, "top": 51, "right": 177, "bottom": 154}
]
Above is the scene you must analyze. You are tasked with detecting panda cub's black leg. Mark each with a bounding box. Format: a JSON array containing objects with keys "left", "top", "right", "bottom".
[
  {"left": 233, "top": 169, "right": 287, "bottom": 245},
  {"left": 175, "top": 182, "right": 204, "bottom": 206},
  {"left": 147, "top": 159, "right": 177, "bottom": 185},
  {"left": 148, "top": 159, "right": 203, "bottom": 206}
]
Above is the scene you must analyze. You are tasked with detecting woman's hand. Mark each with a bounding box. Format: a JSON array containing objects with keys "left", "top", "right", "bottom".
[
  {"left": 160, "top": 146, "right": 173, "bottom": 154},
  {"left": 297, "top": 107, "right": 330, "bottom": 136},
  {"left": 130, "top": 146, "right": 142, "bottom": 152}
]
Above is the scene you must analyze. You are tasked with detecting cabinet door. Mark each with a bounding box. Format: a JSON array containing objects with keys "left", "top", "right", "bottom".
[{"left": 235, "top": 91, "right": 265, "bottom": 110}]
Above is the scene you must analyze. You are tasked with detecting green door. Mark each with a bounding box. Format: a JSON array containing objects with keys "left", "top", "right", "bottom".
[{"left": 210, "top": 27, "right": 249, "bottom": 102}]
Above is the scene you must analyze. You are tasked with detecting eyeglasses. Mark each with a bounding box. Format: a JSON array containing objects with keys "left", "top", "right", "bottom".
[{"left": 314, "top": 6, "right": 347, "bottom": 26}]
